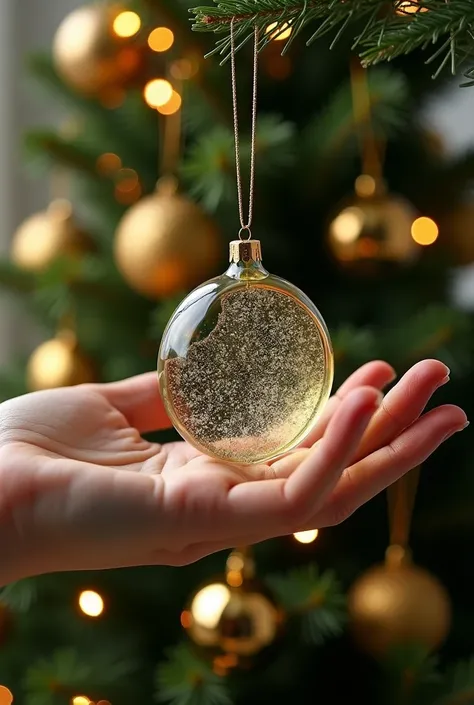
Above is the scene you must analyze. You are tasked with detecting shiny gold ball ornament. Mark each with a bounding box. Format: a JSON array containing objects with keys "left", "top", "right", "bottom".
[
  {"left": 11, "top": 200, "right": 93, "bottom": 272},
  {"left": 327, "top": 176, "right": 420, "bottom": 273},
  {"left": 114, "top": 178, "right": 221, "bottom": 299},
  {"left": 27, "top": 331, "right": 96, "bottom": 391},
  {"left": 348, "top": 546, "right": 451, "bottom": 658},
  {"left": 158, "top": 238, "right": 333, "bottom": 464},
  {"left": 182, "top": 549, "right": 284, "bottom": 670},
  {"left": 52, "top": 4, "right": 145, "bottom": 97}
]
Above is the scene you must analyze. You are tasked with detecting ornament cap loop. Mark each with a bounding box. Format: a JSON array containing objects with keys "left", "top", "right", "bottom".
[
  {"left": 229, "top": 239, "right": 262, "bottom": 264},
  {"left": 238, "top": 226, "right": 252, "bottom": 241}
]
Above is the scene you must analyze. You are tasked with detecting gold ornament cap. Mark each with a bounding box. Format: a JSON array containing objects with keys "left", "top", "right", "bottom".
[{"left": 229, "top": 239, "right": 262, "bottom": 264}]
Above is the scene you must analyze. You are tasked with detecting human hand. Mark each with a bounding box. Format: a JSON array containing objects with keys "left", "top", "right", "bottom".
[{"left": 0, "top": 359, "right": 467, "bottom": 585}]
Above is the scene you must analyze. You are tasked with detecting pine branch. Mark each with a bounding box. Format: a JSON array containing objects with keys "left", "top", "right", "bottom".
[
  {"left": 437, "top": 657, "right": 474, "bottom": 704},
  {"left": 266, "top": 563, "right": 346, "bottom": 645},
  {"left": 0, "top": 579, "right": 38, "bottom": 612},
  {"left": 155, "top": 643, "right": 232, "bottom": 705},
  {"left": 191, "top": 0, "right": 474, "bottom": 80}
]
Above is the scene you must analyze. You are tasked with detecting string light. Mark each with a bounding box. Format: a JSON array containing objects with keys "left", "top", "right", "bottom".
[
  {"left": 411, "top": 216, "right": 439, "bottom": 245},
  {"left": 157, "top": 91, "right": 182, "bottom": 116},
  {"left": 148, "top": 27, "right": 174, "bottom": 52},
  {"left": 114, "top": 168, "right": 141, "bottom": 205},
  {"left": 113, "top": 11, "right": 141, "bottom": 37},
  {"left": 78, "top": 590, "right": 104, "bottom": 617},
  {"left": 266, "top": 22, "right": 292, "bottom": 40},
  {"left": 294, "top": 529, "right": 319, "bottom": 544},
  {"left": 0, "top": 686, "right": 14, "bottom": 705},
  {"left": 143, "top": 79, "right": 173, "bottom": 108}
]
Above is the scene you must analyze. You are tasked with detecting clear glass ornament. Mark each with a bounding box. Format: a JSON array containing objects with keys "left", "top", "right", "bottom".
[{"left": 158, "top": 240, "right": 333, "bottom": 464}]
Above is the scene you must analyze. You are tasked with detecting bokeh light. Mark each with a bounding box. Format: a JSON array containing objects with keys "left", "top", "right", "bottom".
[
  {"left": 143, "top": 79, "right": 173, "bottom": 108},
  {"left": 148, "top": 27, "right": 174, "bottom": 52},
  {"left": 0, "top": 686, "right": 13, "bottom": 705},
  {"left": 294, "top": 529, "right": 319, "bottom": 544},
  {"left": 71, "top": 697, "right": 90, "bottom": 705},
  {"left": 266, "top": 22, "right": 292, "bottom": 40},
  {"left": 113, "top": 11, "right": 141, "bottom": 37},
  {"left": 355, "top": 174, "right": 377, "bottom": 198},
  {"left": 96, "top": 153, "right": 122, "bottom": 175},
  {"left": 78, "top": 590, "right": 104, "bottom": 617},
  {"left": 171, "top": 57, "right": 199, "bottom": 80},
  {"left": 331, "top": 207, "right": 364, "bottom": 244},
  {"left": 411, "top": 216, "right": 439, "bottom": 245},
  {"left": 157, "top": 91, "right": 182, "bottom": 115},
  {"left": 190, "top": 584, "right": 230, "bottom": 629}
]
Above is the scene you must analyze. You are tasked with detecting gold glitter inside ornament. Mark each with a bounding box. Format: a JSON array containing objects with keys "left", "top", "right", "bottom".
[{"left": 158, "top": 239, "right": 333, "bottom": 464}]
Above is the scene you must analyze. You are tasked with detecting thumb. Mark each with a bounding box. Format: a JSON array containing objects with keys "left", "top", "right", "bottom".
[{"left": 99, "top": 372, "right": 172, "bottom": 433}]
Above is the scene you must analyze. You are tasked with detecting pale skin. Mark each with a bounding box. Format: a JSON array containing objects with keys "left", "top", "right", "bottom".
[{"left": 0, "top": 358, "right": 468, "bottom": 587}]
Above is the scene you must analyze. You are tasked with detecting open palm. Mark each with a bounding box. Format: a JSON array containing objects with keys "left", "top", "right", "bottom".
[{"left": 0, "top": 358, "right": 466, "bottom": 586}]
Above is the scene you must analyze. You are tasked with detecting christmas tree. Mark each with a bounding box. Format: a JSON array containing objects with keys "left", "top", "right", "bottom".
[{"left": 1, "top": 1, "right": 474, "bottom": 704}]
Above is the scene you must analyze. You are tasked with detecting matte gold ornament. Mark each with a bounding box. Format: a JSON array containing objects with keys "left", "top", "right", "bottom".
[
  {"left": 27, "top": 331, "right": 96, "bottom": 392},
  {"left": 182, "top": 549, "right": 284, "bottom": 671},
  {"left": 114, "top": 178, "right": 221, "bottom": 299},
  {"left": 327, "top": 176, "right": 420, "bottom": 272},
  {"left": 52, "top": 3, "right": 145, "bottom": 97},
  {"left": 158, "top": 238, "right": 333, "bottom": 464},
  {"left": 11, "top": 200, "right": 93, "bottom": 272},
  {"left": 348, "top": 545, "right": 451, "bottom": 658}
]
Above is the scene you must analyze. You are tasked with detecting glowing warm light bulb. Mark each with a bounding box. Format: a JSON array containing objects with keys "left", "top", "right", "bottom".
[
  {"left": 143, "top": 79, "right": 173, "bottom": 108},
  {"left": 0, "top": 686, "right": 14, "bottom": 705},
  {"left": 78, "top": 590, "right": 104, "bottom": 617},
  {"left": 294, "top": 529, "right": 319, "bottom": 544},
  {"left": 190, "top": 584, "right": 230, "bottom": 629},
  {"left": 266, "top": 22, "right": 292, "bottom": 40},
  {"left": 71, "top": 697, "right": 90, "bottom": 705},
  {"left": 411, "top": 216, "right": 439, "bottom": 246},
  {"left": 113, "top": 11, "right": 141, "bottom": 37},
  {"left": 157, "top": 91, "right": 182, "bottom": 115},
  {"left": 148, "top": 27, "right": 174, "bottom": 52}
]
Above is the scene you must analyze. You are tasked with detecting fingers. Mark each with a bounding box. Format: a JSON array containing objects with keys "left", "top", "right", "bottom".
[
  {"left": 99, "top": 372, "right": 171, "bottom": 433},
  {"left": 298, "top": 361, "right": 395, "bottom": 449},
  {"left": 226, "top": 386, "right": 382, "bottom": 534},
  {"left": 352, "top": 359, "right": 450, "bottom": 463},
  {"left": 315, "top": 403, "right": 468, "bottom": 528}
]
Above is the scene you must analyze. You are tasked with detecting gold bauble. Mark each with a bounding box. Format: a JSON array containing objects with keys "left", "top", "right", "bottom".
[
  {"left": 11, "top": 200, "right": 93, "bottom": 272},
  {"left": 327, "top": 176, "right": 419, "bottom": 273},
  {"left": 348, "top": 547, "right": 451, "bottom": 658},
  {"left": 182, "top": 550, "right": 284, "bottom": 671},
  {"left": 114, "top": 180, "right": 221, "bottom": 299},
  {"left": 440, "top": 202, "right": 474, "bottom": 266},
  {"left": 52, "top": 4, "right": 145, "bottom": 97},
  {"left": 27, "top": 332, "right": 96, "bottom": 392}
]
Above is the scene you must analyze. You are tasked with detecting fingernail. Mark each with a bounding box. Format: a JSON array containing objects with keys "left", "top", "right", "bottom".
[
  {"left": 443, "top": 421, "right": 469, "bottom": 441},
  {"left": 438, "top": 374, "right": 450, "bottom": 387}
]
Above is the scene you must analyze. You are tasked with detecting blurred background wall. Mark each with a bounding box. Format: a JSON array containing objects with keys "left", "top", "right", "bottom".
[{"left": 0, "top": 0, "right": 473, "bottom": 365}]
